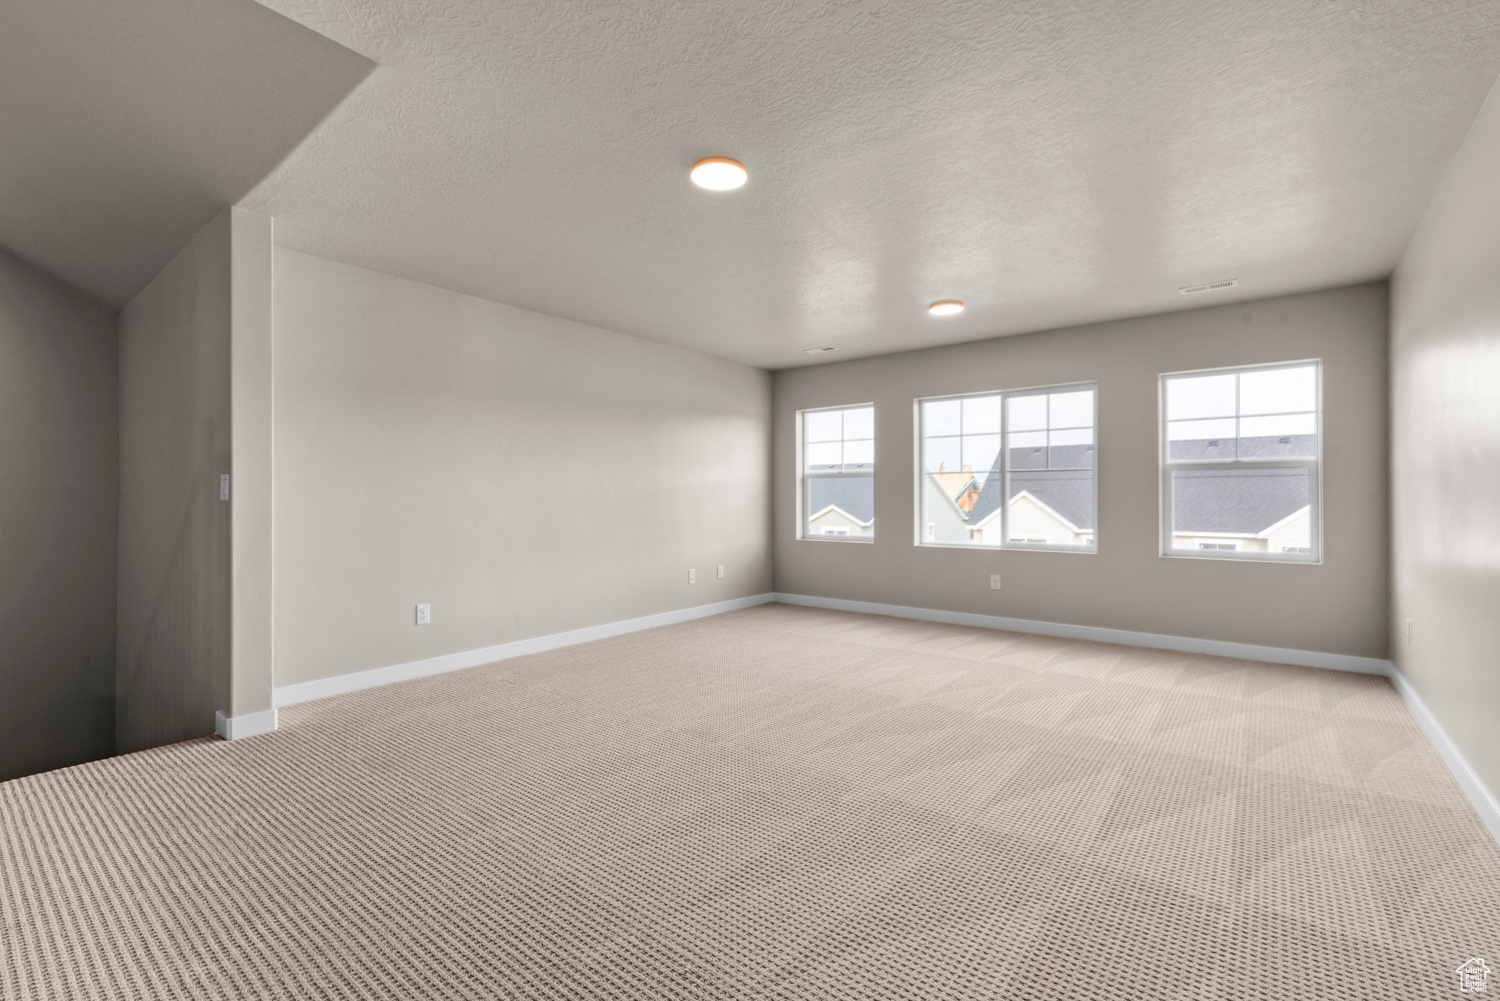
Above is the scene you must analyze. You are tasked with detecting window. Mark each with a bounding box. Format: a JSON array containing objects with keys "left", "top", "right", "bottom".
[
  {"left": 799, "top": 404, "right": 874, "bottom": 541},
  {"left": 1161, "top": 361, "right": 1320, "bottom": 562},
  {"left": 917, "top": 384, "right": 1096, "bottom": 551}
]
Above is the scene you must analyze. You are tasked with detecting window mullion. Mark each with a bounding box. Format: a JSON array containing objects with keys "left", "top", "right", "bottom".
[
  {"left": 1162, "top": 457, "right": 1317, "bottom": 471},
  {"left": 999, "top": 390, "right": 1009, "bottom": 549},
  {"left": 1232, "top": 372, "right": 1241, "bottom": 462}
]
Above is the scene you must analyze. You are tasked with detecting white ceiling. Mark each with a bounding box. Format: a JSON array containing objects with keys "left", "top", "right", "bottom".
[
  {"left": 233, "top": 1, "right": 1497, "bottom": 369},
  {"left": 0, "top": 0, "right": 372, "bottom": 307}
]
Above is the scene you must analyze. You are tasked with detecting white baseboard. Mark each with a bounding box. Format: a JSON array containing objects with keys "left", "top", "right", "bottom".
[
  {"left": 772, "top": 592, "right": 1393, "bottom": 675},
  {"left": 1387, "top": 665, "right": 1500, "bottom": 847},
  {"left": 215, "top": 708, "right": 278, "bottom": 741},
  {"left": 273, "top": 593, "right": 777, "bottom": 708}
]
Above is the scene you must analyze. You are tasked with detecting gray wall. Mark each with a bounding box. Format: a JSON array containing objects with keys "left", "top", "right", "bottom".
[
  {"left": 773, "top": 284, "right": 1390, "bottom": 659},
  {"left": 116, "top": 212, "right": 232, "bottom": 751},
  {"left": 272, "top": 250, "right": 772, "bottom": 689},
  {"left": 228, "top": 209, "right": 275, "bottom": 720},
  {"left": 1390, "top": 80, "right": 1500, "bottom": 801},
  {"left": 0, "top": 247, "right": 118, "bottom": 780}
]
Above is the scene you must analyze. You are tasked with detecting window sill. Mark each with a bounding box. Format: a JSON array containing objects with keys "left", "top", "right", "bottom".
[
  {"left": 1160, "top": 550, "right": 1321, "bottom": 565},
  {"left": 917, "top": 541, "right": 1097, "bottom": 555}
]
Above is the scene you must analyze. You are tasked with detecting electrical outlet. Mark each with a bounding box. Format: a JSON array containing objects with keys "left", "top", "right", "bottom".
[
  {"left": 688, "top": 569, "right": 696, "bottom": 584},
  {"left": 415, "top": 603, "right": 431, "bottom": 625},
  {"left": 219, "top": 473, "right": 230, "bottom": 501},
  {"left": 989, "top": 574, "right": 1002, "bottom": 591},
  {"left": 716, "top": 565, "right": 724, "bottom": 580}
]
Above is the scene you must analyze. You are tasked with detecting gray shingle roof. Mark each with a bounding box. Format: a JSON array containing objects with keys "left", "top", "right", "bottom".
[
  {"left": 965, "top": 451, "right": 1095, "bottom": 530},
  {"left": 959, "top": 443, "right": 1306, "bottom": 536},
  {"left": 1012, "top": 472, "right": 1095, "bottom": 530},
  {"left": 1170, "top": 434, "right": 1315, "bottom": 461},
  {"left": 808, "top": 476, "right": 874, "bottom": 524},
  {"left": 1171, "top": 466, "right": 1308, "bottom": 534}
]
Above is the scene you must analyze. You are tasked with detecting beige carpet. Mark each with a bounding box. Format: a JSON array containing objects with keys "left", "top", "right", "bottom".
[{"left": 3, "top": 603, "right": 1498, "bottom": 999}]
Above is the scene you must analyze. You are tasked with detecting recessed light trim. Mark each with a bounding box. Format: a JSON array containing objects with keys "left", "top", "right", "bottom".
[
  {"left": 803, "top": 346, "right": 836, "bottom": 354},
  {"left": 928, "top": 300, "right": 964, "bottom": 316},
  {"left": 690, "top": 157, "right": 748, "bottom": 191}
]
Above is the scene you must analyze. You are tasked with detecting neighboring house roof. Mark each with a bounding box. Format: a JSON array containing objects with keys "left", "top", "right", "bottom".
[
  {"left": 971, "top": 489, "right": 1084, "bottom": 533},
  {"left": 932, "top": 465, "right": 980, "bottom": 504},
  {"left": 808, "top": 477, "right": 874, "bottom": 524},
  {"left": 966, "top": 466, "right": 1095, "bottom": 531},
  {"left": 925, "top": 470, "right": 971, "bottom": 524},
  {"left": 1172, "top": 466, "right": 1308, "bottom": 534},
  {"left": 1007, "top": 443, "right": 1093, "bottom": 472},
  {"left": 1256, "top": 505, "right": 1310, "bottom": 539},
  {"left": 807, "top": 504, "right": 873, "bottom": 527},
  {"left": 1170, "top": 434, "right": 1316, "bottom": 461}
]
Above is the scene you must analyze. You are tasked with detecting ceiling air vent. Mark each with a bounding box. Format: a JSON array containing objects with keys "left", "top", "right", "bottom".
[{"left": 1178, "top": 279, "right": 1238, "bottom": 296}]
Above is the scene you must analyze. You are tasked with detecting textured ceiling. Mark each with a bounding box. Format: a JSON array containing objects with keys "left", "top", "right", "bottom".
[
  {"left": 0, "top": 0, "right": 372, "bottom": 307},
  {"left": 246, "top": 0, "right": 1500, "bottom": 369}
]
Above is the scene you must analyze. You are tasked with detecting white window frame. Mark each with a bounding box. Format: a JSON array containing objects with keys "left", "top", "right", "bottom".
[
  {"left": 914, "top": 382, "right": 1098, "bottom": 553},
  {"left": 797, "top": 403, "right": 874, "bottom": 544},
  {"left": 1159, "top": 359, "right": 1322, "bottom": 564}
]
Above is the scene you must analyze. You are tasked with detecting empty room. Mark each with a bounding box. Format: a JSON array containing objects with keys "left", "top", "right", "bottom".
[{"left": 3, "top": 0, "right": 1500, "bottom": 997}]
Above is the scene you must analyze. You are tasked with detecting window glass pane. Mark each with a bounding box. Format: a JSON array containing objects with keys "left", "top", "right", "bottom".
[
  {"left": 965, "top": 470, "right": 1005, "bottom": 547},
  {"left": 843, "top": 438, "right": 874, "bottom": 469},
  {"left": 805, "top": 409, "right": 842, "bottom": 443},
  {"left": 924, "top": 399, "right": 960, "bottom": 437},
  {"left": 1162, "top": 364, "right": 1318, "bottom": 560},
  {"left": 800, "top": 404, "right": 875, "bottom": 542},
  {"left": 923, "top": 435, "right": 960, "bottom": 473},
  {"left": 1236, "top": 435, "right": 1315, "bottom": 459},
  {"left": 1239, "top": 365, "right": 1315, "bottom": 416},
  {"left": 1167, "top": 418, "right": 1236, "bottom": 460},
  {"left": 1050, "top": 428, "right": 1094, "bottom": 469},
  {"left": 1167, "top": 417, "right": 1236, "bottom": 440},
  {"left": 962, "top": 434, "right": 1001, "bottom": 472},
  {"left": 843, "top": 406, "right": 874, "bottom": 439},
  {"left": 922, "top": 471, "right": 977, "bottom": 543},
  {"left": 805, "top": 474, "right": 874, "bottom": 539},
  {"left": 806, "top": 441, "right": 841, "bottom": 470},
  {"left": 1008, "top": 468, "right": 1095, "bottom": 547},
  {"left": 962, "top": 395, "right": 1001, "bottom": 435},
  {"left": 1007, "top": 431, "right": 1048, "bottom": 470},
  {"left": 1166, "top": 373, "right": 1235, "bottom": 421},
  {"left": 1238, "top": 413, "right": 1315, "bottom": 437},
  {"left": 1169, "top": 467, "right": 1311, "bottom": 553},
  {"left": 1007, "top": 395, "right": 1047, "bottom": 431},
  {"left": 919, "top": 383, "right": 1097, "bottom": 551},
  {"left": 1237, "top": 413, "right": 1315, "bottom": 458},
  {"left": 1049, "top": 390, "right": 1093, "bottom": 429},
  {"left": 1050, "top": 427, "right": 1093, "bottom": 447}
]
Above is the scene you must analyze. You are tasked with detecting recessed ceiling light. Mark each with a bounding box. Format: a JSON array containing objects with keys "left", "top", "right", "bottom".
[
  {"left": 804, "top": 346, "right": 836, "bottom": 354},
  {"left": 690, "top": 157, "right": 748, "bottom": 191},
  {"left": 928, "top": 300, "right": 964, "bottom": 316}
]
